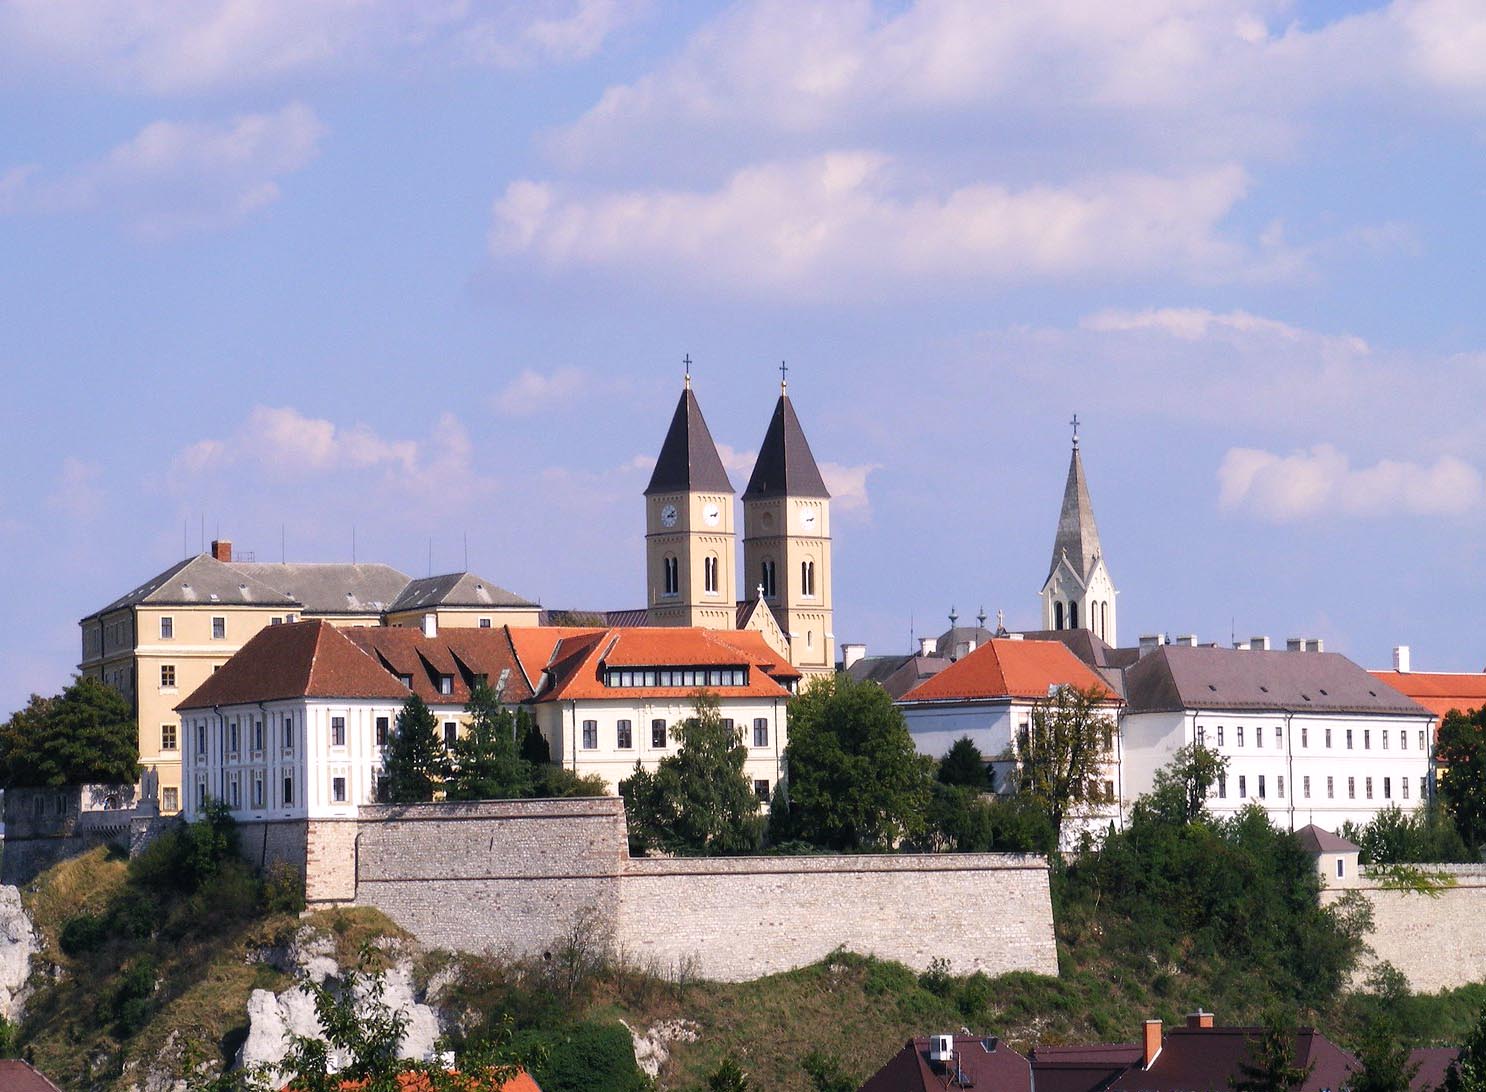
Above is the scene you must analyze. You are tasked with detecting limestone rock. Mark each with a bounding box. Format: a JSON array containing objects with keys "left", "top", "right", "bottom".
[
  {"left": 622, "top": 1018, "right": 699, "bottom": 1078},
  {"left": 0, "top": 885, "right": 37, "bottom": 1021}
]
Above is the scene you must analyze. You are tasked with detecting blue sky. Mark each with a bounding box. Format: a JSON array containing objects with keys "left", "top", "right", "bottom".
[{"left": 2, "top": 0, "right": 1485, "bottom": 716}]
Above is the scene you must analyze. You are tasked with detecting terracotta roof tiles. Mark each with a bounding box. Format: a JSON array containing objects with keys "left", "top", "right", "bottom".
[{"left": 900, "top": 639, "right": 1118, "bottom": 704}]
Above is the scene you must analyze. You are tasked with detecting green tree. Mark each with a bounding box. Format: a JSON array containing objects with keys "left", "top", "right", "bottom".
[
  {"left": 1345, "top": 1013, "right": 1420, "bottom": 1092},
  {"left": 1009, "top": 683, "right": 1117, "bottom": 849},
  {"left": 1437, "top": 708, "right": 1486, "bottom": 849},
  {"left": 621, "top": 693, "right": 763, "bottom": 856},
  {"left": 925, "top": 785, "right": 1055, "bottom": 853},
  {"left": 1445, "top": 1004, "right": 1486, "bottom": 1092},
  {"left": 0, "top": 676, "right": 139, "bottom": 787},
  {"left": 707, "top": 1056, "right": 752, "bottom": 1091},
  {"left": 938, "top": 736, "right": 990, "bottom": 789},
  {"left": 382, "top": 694, "right": 447, "bottom": 803},
  {"left": 770, "top": 674, "right": 935, "bottom": 851},
  {"left": 1342, "top": 803, "right": 1472, "bottom": 865},
  {"left": 1145, "top": 743, "right": 1228, "bottom": 823},
  {"left": 802, "top": 1050, "right": 857, "bottom": 1092},
  {"left": 1230, "top": 1015, "right": 1314, "bottom": 1092},
  {"left": 518, "top": 709, "right": 551, "bottom": 765},
  {"left": 446, "top": 683, "right": 533, "bottom": 800}
]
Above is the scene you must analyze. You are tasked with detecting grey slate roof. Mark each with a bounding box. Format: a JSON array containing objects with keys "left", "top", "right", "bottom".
[
  {"left": 741, "top": 392, "right": 830, "bottom": 501},
  {"left": 847, "top": 653, "right": 950, "bottom": 701},
  {"left": 936, "top": 625, "right": 996, "bottom": 660},
  {"left": 231, "top": 562, "right": 410, "bottom": 616},
  {"left": 1124, "top": 645, "right": 1430, "bottom": 717},
  {"left": 83, "top": 554, "right": 298, "bottom": 621},
  {"left": 644, "top": 386, "right": 733, "bottom": 496},
  {"left": 1048, "top": 443, "right": 1104, "bottom": 584},
  {"left": 1295, "top": 824, "right": 1360, "bottom": 854},
  {"left": 388, "top": 572, "right": 538, "bottom": 613},
  {"left": 539, "top": 608, "right": 649, "bottom": 627}
]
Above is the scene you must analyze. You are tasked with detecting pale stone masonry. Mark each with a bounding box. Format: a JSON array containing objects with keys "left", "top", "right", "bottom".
[{"left": 244, "top": 798, "right": 1060, "bottom": 982}]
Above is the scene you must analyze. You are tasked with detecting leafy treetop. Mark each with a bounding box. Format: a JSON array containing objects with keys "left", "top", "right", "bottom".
[{"left": 0, "top": 675, "right": 139, "bottom": 788}]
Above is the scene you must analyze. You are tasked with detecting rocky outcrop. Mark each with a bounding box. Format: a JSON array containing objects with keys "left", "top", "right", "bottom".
[
  {"left": 623, "top": 1018, "right": 699, "bottom": 1079},
  {"left": 0, "top": 885, "right": 37, "bottom": 1021}
]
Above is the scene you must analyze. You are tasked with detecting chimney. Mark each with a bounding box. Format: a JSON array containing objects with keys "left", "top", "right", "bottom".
[
  {"left": 1393, "top": 645, "right": 1411, "bottom": 673},
  {"left": 1174, "top": 634, "right": 1197, "bottom": 647},
  {"left": 1143, "top": 1020, "right": 1163, "bottom": 1069},
  {"left": 1311, "top": 638, "right": 1324, "bottom": 653},
  {"left": 421, "top": 613, "right": 438, "bottom": 638},
  {"left": 1139, "top": 634, "right": 1166, "bottom": 652},
  {"left": 1186, "top": 1011, "right": 1214, "bottom": 1030},
  {"left": 1287, "top": 638, "right": 1304, "bottom": 652},
  {"left": 842, "top": 643, "right": 866, "bottom": 670},
  {"left": 1249, "top": 636, "right": 1270, "bottom": 651},
  {"left": 211, "top": 539, "right": 233, "bottom": 563},
  {"left": 919, "top": 637, "right": 938, "bottom": 657}
]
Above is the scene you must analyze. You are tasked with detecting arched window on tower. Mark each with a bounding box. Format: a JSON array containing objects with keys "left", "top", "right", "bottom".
[
  {"left": 1069, "top": 601, "right": 1079, "bottom": 629},
  {"left": 801, "top": 560, "right": 816, "bottom": 597},
  {"left": 761, "top": 559, "right": 777, "bottom": 598},
  {"left": 663, "top": 555, "right": 679, "bottom": 596},
  {"left": 704, "top": 555, "right": 719, "bottom": 594},
  {"left": 1100, "top": 601, "right": 1108, "bottom": 638},
  {"left": 1054, "top": 602, "right": 1064, "bottom": 629}
]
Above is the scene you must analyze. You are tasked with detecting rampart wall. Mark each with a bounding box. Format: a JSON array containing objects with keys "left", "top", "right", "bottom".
[
  {"left": 245, "top": 798, "right": 1059, "bottom": 982},
  {"left": 1323, "top": 865, "right": 1486, "bottom": 993}
]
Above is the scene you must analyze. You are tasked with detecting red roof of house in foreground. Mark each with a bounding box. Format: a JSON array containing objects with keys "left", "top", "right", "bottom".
[
  {"left": 899, "top": 638, "right": 1118, "bottom": 704},
  {"left": 1370, "top": 669, "right": 1486, "bottom": 722},
  {"left": 0, "top": 1061, "right": 65, "bottom": 1092},
  {"left": 525, "top": 626, "right": 798, "bottom": 702},
  {"left": 297, "top": 1070, "right": 540, "bottom": 1092},
  {"left": 860, "top": 1035, "right": 1032, "bottom": 1092},
  {"left": 177, "top": 620, "right": 410, "bottom": 710}
]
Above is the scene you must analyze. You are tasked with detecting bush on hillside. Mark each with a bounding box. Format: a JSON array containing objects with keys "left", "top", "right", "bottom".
[{"left": 1342, "top": 804, "right": 1473, "bottom": 865}]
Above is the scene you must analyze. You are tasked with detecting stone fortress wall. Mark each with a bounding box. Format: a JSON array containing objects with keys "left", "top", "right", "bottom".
[
  {"left": 264, "top": 797, "right": 1061, "bottom": 982},
  {"left": 1323, "top": 865, "right": 1486, "bottom": 993}
]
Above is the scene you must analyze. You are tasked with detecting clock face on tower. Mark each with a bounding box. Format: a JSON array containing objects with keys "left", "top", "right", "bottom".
[
  {"left": 800, "top": 506, "right": 817, "bottom": 531},
  {"left": 660, "top": 504, "right": 678, "bottom": 527},
  {"left": 703, "top": 502, "right": 721, "bottom": 526}
]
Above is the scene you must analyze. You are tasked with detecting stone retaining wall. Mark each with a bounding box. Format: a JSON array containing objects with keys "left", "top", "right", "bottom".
[{"left": 1324, "top": 868, "right": 1486, "bottom": 992}]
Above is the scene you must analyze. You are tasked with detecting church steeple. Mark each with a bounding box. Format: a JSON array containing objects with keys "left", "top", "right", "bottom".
[
  {"left": 1040, "top": 417, "right": 1117, "bottom": 644},
  {"left": 644, "top": 375, "right": 737, "bottom": 629},
  {"left": 742, "top": 377, "right": 834, "bottom": 675}
]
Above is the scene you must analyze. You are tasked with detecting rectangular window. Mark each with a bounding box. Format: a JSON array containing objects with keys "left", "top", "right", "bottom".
[
  {"left": 1302, "top": 726, "right": 1309, "bottom": 748},
  {"left": 1364, "top": 729, "right": 1371, "bottom": 749},
  {"left": 230, "top": 778, "right": 240, "bottom": 808},
  {"left": 1276, "top": 726, "right": 1283, "bottom": 747},
  {"left": 582, "top": 720, "right": 598, "bottom": 749},
  {"left": 651, "top": 719, "right": 667, "bottom": 748},
  {"left": 1384, "top": 776, "right": 1392, "bottom": 800},
  {"left": 332, "top": 777, "right": 347, "bottom": 803},
  {"left": 1328, "top": 776, "right": 1335, "bottom": 799},
  {"left": 1403, "top": 778, "right": 1410, "bottom": 800},
  {"left": 1383, "top": 730, "right": 1389, "bottom": 750},
  {"left": 252, "top": 776, "right": 264, "bottom": 809},
  {"left": 443, "top": 722, "right": 457, "bottom": 746},
  {"left": 617, "top": 720, "right": 633, "bottom": 749},
  {"left": 284, "top": 713, "right": 294, "bottom": 752},
  {"left": 197, "top": 723, "right": 207, "bottom": 755},
  {"left": 376, "top": 717, "right": 389, "bottom": 747},
  {"left": 160, "top": 616, "right": 174, "bottom": 639},
  {"left": 1277, "top": 775, "right": 1285, "bottom": 798},
  {"left": 253, "top": 720, "right": 263, "bottom": 751},
  {"left": 1217, "top": 774, "right": 1227, "bottom": 798},
  {"left": 198, "top": 782, "right": 207, "bottom": 810},
  {"left": 1337, "top": 858, "right": 1345, "bottom": 879},
  {"left": 753, "top": 718, "right": 769, "bottom": 747},
  {"left": 1366, "top": 776, "right": 1374, "bottom": 799},
  {"left": 161, "top": 664, "right": 176, "bottom": 688},
  {"left": 1217, "top": 726, "right": 1225, "bottom": 746},
  {"left": 228, "top": 723, "right": 239, "bottom": 754},
  {"left": 1238, "top": 774, "right": 1247, "bottom": 798},
  {"left": 1401, "top": 730, "right": 1408, "bottom": 750},
  {"left": 283, "top": 776, "right": 294, "bottom": 806},
  {"left": 1346, "top": 729, "right": 1354, "bottom": 750},
  {"left": 1104, "top": 779, "right": 1115, "bottom": 802},
  {"left": 1258, "top": 775, "right": 1266, "bottom": 799},
  {"left": 1196, "top": 725, "right": 1205, "bottom": 746},
  {"left": 1420, "top": 730, "right": 1427, "bottom": 751},
  {"left": 754, "top": 779, "right": 771, "bottom": 802},
  {"left": 212, "top": 616, "right": 226, "bottom": 640},
  {"left": 331, "top": 716, "right": 346, "bottom": 747},
  {"left": 1303, "top": 775, "right": 1311, "bottom": 799},
  {"left": 1326, "top": 728, "right": 1333, "bottom": 748},
  {"left": 439, "top": 675, "right": 453, "bottom": 695},
  {"left": 161, "top": 724, "right": 178, "bottom": 751},
  {"left": 162, "top": 787, "right": 178, "bottom": 813},
  {"left": 1237, "top": 726, "right": 1244, "bottom": 747},
  {"left": 479, "top": 618, "right": 491, "bottom": 628},
  {"left": 1348, "top": 776, "right": 1356, "bottom": 799},
  {"left": 1102, "top": 725, "right": 1114, "bottom": 750}
]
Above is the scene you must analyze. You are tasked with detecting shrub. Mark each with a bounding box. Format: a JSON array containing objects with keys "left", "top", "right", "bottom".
[
  {"left": 59, "top": 912, "right": 108, "bottom": 956},
  {"left": 515, "top": 1021, "right": 650, "bottom": 1092},
  {"left": 261, "top": 861, "right": 306, "bottom": 915}
]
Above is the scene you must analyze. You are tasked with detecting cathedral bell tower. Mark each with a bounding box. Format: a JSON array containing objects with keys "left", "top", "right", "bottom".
[
  {"left": 644, "top": 371, "right": 737, "bottom": 629},
  {"left": 1040, "top": 415, "right": 1118, "bottom": 644},
  {"left": 742, "top": 370, "right": 833, "bottom": 675}
]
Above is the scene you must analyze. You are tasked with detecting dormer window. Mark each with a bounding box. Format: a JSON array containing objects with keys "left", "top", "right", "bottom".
[
  {"left": 400, "top": 674, "right": 413, "bottom": 688},
  {"left": 439, "top": 675, "right": 453, "bottom": 695}
]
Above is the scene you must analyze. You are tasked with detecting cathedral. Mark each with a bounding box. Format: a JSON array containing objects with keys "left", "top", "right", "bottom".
[{"left": 642, "top": 371, "right": 835, "bottom": 676}]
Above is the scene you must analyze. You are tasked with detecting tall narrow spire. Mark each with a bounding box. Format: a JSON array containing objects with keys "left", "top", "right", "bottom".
[
  {"left": 742, "top": 385, "right": 829, "bottom": 501},
  {"left": 1048, "top": 434, "right": 1103, "bottom": 582},
  {"left": 644, "top": 384, "right": 732, "bottom": 496}
]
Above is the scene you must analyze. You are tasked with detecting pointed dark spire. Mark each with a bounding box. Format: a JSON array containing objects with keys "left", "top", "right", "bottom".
[
  {"left": 1048, "top": 438, "right": 1103, "bottom": 582},
  {"left": 742, "top": 389, "right": 830, "bottom": 501},
  {"left": 644, "top": 385, "right": 733, "bottom": 496}
]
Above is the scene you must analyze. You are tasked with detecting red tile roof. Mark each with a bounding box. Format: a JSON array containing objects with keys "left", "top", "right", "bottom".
[
  {"left": 528, "top": 627, "right": 796, "bottom": 702},
  {"left": 900, "top": 638, "right": 1118, "bottom": 704},
  {"left": 1108, "top": 1027, "right": 1355, "bottom": 1092},
  {"left": 345, "top": 626, "right": 535, "bottom": 706},
  {"left": 861, "top": 1036, "right": 1032, "bottom": 1092},
  {"left": 177, "top": 620, "right": 410, "bottom": 710},
  {"left": 0, "top": 1061, "right": 65, "bottom": 1092},
  {"left": 1370, "top": 670, "right": 1486, "bottom": 722}
]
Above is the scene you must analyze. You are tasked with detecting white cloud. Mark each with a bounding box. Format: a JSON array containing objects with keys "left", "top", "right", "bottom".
[
  {"left": 1218, "top": 444, "right": 1484, "bottom": 522},
  {"left": 0, "top": 103, "right": 324, "bottom": 236},
  {"left": 493, "top": 367, "right": 589, "bottom": 415},
  {"left": 1081, "top": 307, "right": 1370, "bottom": 353},
  {"left": 171, "top": 406, "right": 484, "bottom": 502},
  {"left": 0, "top": 1, "right": 649, "bottom": 93},
  {"left": 714, "top": 443, "right": 758, "bottom": 479},
  {"left": 820, "top": 461, "right": 879, "bottom": 515},
  {"left": 491, "top": 153, "right": 1258, "bottom": 297},
  {"left": 46, "top": 457, "right": 104, "bottom": 521}
]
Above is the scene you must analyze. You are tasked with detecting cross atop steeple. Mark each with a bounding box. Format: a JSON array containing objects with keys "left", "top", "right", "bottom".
[
  {"left": 1070, "top": 412, "right": 1081, "bottom": 448},
  {"left": 683, "top": 353, "right": 693, "bottom": 389},
  {"left": 779, "top": 359, "right": 789, "bottom": 394}
]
